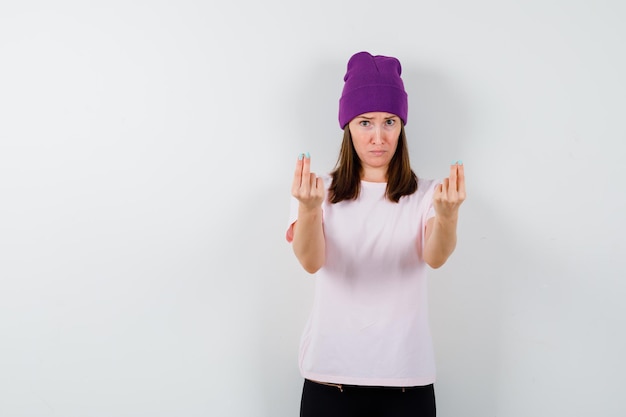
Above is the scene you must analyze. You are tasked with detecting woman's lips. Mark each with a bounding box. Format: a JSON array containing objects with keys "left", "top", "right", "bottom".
[{"left": 370, "top": 150, "right": 386, "bottom": 156}]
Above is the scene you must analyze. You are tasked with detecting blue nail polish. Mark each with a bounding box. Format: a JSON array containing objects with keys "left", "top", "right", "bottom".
[
  {"left": 451, "top": 160, "right": 458, "bottom": 165},
  {"left": 298, "top": 153, "right": 304, "bottom": 160},
  {"left": 305, "top": 152, "right": 310, "bottom": 159},
  {"left": 458, "top": 160, "right": 463, "bottom": 165}
]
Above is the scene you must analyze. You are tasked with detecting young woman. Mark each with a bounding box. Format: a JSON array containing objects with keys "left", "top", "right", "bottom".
[{"left": 287, "top": 51, "right": 466, "bottom": 417}]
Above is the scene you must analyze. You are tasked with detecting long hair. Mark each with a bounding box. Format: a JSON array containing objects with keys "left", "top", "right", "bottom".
[{"left": 329, "top": 124, "right": 418, "bottom": 203}]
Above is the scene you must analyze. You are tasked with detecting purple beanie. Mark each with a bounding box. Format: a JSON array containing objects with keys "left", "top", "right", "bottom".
[{"left": 338, "top": 51, "right": 408, "bottom": 129}]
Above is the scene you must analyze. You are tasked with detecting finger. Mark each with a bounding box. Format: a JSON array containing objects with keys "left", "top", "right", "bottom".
[
  {"left": 433, "top": 183, "right": 443, "bottom": 203},
  {"left": 457, "top": 163, "right": 466, "bottom": 197},
  {"left": 441, "top": 178, "right": 449, "bottom": 197},
  {"left": 315, "top": 176, "right": 324, "bottom": 193},
  {"left": 309, "top": 173, "right": 317, "bottom": 190},
  {"left": 301, "top": 153, "right": 311, "bottom": 191},
  {"left": 292, "top": 154, "right": 304, "bottom": 189},
  {"left": 302, "top": 153, "right": 311, "bottom": 178},
  {"left": 311, "top": 177, "right": 325, "bottom": 202},
  {"left": 449, "top": 162, "right": 458, "bottom": 192}
]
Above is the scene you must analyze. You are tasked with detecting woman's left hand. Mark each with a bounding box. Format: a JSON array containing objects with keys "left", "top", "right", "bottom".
[{"left": 433, "top": 162, "right": 466, "bottom": 221}]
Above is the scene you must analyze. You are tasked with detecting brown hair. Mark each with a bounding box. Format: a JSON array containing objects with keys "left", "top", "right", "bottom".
[{"left": 329, "top": 124, "right": 418, "bottom": 203}]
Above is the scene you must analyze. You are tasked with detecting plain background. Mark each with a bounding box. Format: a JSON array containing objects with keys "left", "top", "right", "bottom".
[{"left": 1, "top": 1, "right": 625, "bottom": 416}]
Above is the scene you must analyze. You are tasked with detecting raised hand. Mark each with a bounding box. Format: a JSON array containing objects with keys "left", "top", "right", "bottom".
[
  {"left": 291, "top": 153, "right": 325, "bottom": 210},
  {"left": 433, "top": 161, "right": 466, "bottom": 220}
]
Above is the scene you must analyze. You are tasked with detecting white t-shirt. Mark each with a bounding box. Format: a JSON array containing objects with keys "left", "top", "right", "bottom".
[{"left": 287, "top": 176, "right": 439, "bottom": 387}]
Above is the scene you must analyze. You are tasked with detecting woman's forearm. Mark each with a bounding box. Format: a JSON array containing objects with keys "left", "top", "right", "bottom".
[
  {"left": 423, "top": 215, "right": 458, "bottom": 269},
  {"left": 292, "top": 206, "right": 326, "bottom": 274}
]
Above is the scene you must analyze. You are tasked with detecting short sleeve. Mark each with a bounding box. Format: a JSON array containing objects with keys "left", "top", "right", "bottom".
[
  {"left": 285, "top": 196, "right": 299, "bottom": 243},
  {"left": 421, "top": 179, "right": 441, "bottom": 235}
]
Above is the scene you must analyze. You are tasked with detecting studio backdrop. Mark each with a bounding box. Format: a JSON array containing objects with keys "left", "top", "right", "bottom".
[{"left": 1, "top": 1, "right": 625, "bottom": 416}]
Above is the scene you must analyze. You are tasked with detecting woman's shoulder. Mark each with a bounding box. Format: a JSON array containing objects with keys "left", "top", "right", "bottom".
[
  {"left": 319, "top": 173, "right": 333, "bottom": 190},
  {"left": 416, "top": 177, "right": 440, "bottom": 196}
]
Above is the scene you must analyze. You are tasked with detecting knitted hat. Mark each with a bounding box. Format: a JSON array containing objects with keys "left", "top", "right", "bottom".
[{"left": 338, "top": 51, "right": 408, "bottom": 129}]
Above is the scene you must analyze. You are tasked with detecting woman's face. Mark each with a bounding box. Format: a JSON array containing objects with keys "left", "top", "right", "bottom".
[{"left": 348, "top": 112, "right": 401, "bottom": 177}]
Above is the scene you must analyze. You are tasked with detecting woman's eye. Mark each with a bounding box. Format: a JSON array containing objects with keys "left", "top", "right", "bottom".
[
  {"left": 385, "top": 119, "right": 395, "bottom": 126},
  {"left": 359, "top": 120, "right": 370, "bottom": 127}
]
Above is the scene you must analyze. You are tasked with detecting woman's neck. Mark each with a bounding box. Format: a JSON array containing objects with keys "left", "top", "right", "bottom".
[{"left": 361, "top": 167, "right": 388, "bottom": 183}]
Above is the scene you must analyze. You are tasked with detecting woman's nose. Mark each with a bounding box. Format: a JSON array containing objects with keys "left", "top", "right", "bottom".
[{"left": 371, "top": 127, "right": 383, "bottom": 144}]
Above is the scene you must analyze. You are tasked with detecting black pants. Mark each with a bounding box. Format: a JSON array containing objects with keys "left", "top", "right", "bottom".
[{"left": 300, "top": 379, "right": 436, "bottom": 417}]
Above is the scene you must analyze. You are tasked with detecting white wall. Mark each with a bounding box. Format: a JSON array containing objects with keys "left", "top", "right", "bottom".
[{"left": 1, "top": 1, "right": 625, "bottom": 416}]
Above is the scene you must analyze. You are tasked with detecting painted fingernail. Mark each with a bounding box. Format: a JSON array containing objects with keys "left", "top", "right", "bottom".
[
  {"left": 298, "top": 153, "right": 304, "bottom": 160},
  {"left": 305, "top": 152, "right": 311, "bottom": 159},
  {"left": 451, "top": 160, "right": 458, "bottom": 165},
  {"left": 458, "top": 160, "right": 463, "bottom": 165}
]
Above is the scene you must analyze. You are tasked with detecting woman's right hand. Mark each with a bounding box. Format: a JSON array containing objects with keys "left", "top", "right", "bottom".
[
  {"left": 290, "top": 153, "right": 326, "bottom": 273},
  {"left": 291, "top": 153, "right": 325, "bottom": 210}
]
